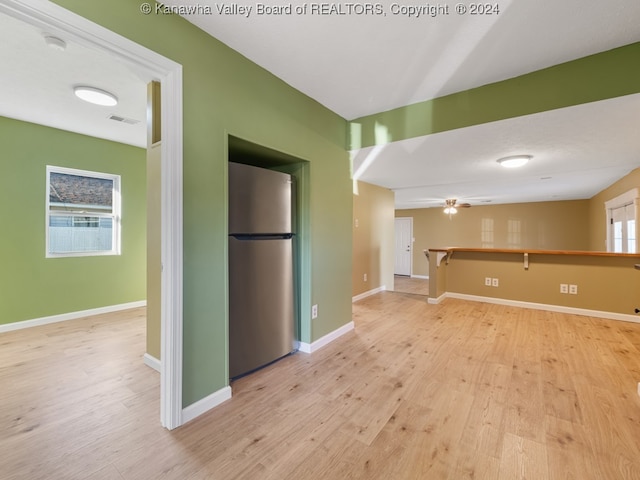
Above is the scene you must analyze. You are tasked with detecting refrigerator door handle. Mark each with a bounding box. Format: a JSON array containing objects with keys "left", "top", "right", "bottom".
[{"left": 230, "top": 233, "right": 294, "bottom": 240}]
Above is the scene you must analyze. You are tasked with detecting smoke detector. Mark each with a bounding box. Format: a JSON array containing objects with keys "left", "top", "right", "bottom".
[{"left": 44, "top": 35, "right": 66, "bottom": 51}]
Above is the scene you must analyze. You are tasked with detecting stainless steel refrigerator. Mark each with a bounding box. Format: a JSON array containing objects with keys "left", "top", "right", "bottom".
[{"left": 228, "top": 162, "right": 296, "bottom": 379}]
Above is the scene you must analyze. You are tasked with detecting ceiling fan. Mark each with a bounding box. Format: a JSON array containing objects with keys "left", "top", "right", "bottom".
[{"left": 443, "top": 198, "right": 471, "bottom": 216}]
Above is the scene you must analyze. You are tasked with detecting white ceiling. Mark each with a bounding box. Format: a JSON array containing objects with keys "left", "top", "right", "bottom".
[
  {"left": 0, "top": 12, "right": 148, "bottom": 148},
  {"left": 2, "top": 1, "right": 640, "bottom": 208},
  {"left": 183, "top": 0, "right": 640, "bottom": 121},
  {"left": 353, "top": 94, "right": 640, "bottom": 208}
]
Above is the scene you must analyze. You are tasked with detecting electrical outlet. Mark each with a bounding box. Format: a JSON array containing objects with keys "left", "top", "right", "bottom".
[
  {"left": 312, "top": 304, "right": 318, "bottom": 319},
  {"left": 569, "top": 284, "right": 578, "bottom": 295},
  {"left": 560, "top": 284, "right": 568, "bottom": 294},
  {"left": 492, "top": 278, "right": 499, "bottom": 287},
  {"left": 485, "top": 277, "right": 492, "bottom": 286},
  {"left": 364, "top": 273, "right": 367, "bottom": 282}
]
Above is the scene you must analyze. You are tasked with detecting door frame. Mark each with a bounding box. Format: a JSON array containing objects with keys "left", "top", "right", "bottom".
[
  {"left": 605, "top": 188, "right": 639, "bottom": 253},
  {"left": 1, "top": 0, "right": 184, "bottom": 429}
]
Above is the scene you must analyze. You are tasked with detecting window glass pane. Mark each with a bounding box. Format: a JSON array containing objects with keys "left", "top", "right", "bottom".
[
  {"left": 49, "top": 172, "right": 113, "bottom": 214},
  {"left": 628, "top": 219, "right": 636, "bottom": 254},
  {"left": 613, "top": 221, "right": 623, "bottom": 253},
  {"left": 49, "top": 215, "right": 113, "bottom": 253}
]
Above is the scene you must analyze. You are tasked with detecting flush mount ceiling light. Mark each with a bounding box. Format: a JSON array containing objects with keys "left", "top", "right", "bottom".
[
  {"left": 73, "top": 86, "right": 118, "bottom": 106},
  {"left": 497, "top": 155, "right": 531, "bottom": 168}
]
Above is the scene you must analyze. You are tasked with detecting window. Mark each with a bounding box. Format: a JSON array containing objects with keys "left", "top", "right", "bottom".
[{"left": 46, "top": 166, "right": 121, "bottom": 257}]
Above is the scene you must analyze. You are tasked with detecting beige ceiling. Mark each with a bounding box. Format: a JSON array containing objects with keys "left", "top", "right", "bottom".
[{"left": 1, "top": 1, "right": 640, "bottom": 208}]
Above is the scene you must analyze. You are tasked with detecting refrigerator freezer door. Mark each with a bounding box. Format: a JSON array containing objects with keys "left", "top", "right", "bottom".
[
  {"left": 229, "top": 236, "right": 295, "bottom": 378},
  {"left": 228, "top": 162, "right": 292, "bottom": 234}
]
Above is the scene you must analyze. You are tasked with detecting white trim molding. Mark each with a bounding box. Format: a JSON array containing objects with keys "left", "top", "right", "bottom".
[
  {"left": 411, "top": 275, "right": 429, "bottom": 280},
  {"left": 182, "top": 386, "right": 232, "bottom": 425},
  {"left": 298, "top": 321, "right": 355, "bottom": 354},
  {"left": 428, "top": 293, "right": 447, "bottom": 305},
  {"left": 0, "top": 301, "right": 146, "bottom": 334},
  {"left": 159, "top": 64, "right": 184, "bottom": 431},
  {"left": 143, "top": 353, "right": 161, "bottom": 372},
  {"left": 352, "top": 285, "right": 386, "bottom": 302},
  {"left": 441, "top": 292, "right": 640, "bottom": 324},
  {"left": 0, "top": 0, "right": 184, "bottom": 430}
]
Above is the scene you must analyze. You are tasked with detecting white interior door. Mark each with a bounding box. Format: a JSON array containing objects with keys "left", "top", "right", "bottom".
[{"left": 395, "top": 217, "right": 412, "bottom": 276}]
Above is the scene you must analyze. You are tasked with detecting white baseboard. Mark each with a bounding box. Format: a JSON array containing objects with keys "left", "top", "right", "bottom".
[
  {"left": 143, "top": 353, "right": 161, "bottom": 372},
  {"left": 182, "top": 386, "right": 232, "bottom": 425},
  {"left": 428, "top": 293, "right": 447, "bottom": 305},
  {"left": 183, "top": 320, "right": 356, "bottom": 423},
  {"left": 411, "top": 275, "right": 429, "bottom": 280},
  {"left": 445, "top": 292, "right": 640, "bottom": 324},
  {"left": 352, "top": 285, "right": 386, "bottom": 303},
  {"left": 298, "top": 321, "right": 355, "bottom": 354},
  {"left": 0, "top": 301, "right": 147, "bottom": 333}
]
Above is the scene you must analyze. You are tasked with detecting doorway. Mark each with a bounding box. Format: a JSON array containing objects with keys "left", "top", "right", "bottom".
[
  {"left": 605, "top": 188, "right": 639, "bottom": 254},
  {"left": 1, "top": 1, "right": 184, "bottom": 429},
  {"left": 611, "top": 204, "right": 637, "bottom": 253},
  {"left": 394, "top": 217, "right": 413, "bottom": 276},
  {"left": 393, "top": 217, "right": 429, "bottom": 295}
]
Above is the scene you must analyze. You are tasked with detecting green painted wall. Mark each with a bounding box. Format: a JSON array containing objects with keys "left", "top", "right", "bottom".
[
  {"left": 349, "top": 42, "right": 640, "bottom": 149},
  {"left": 51, "top": 0, "right": 353, "bottom": 407},
  {"left": 0, "top": 116, "right": 146, "bottom": 324}
]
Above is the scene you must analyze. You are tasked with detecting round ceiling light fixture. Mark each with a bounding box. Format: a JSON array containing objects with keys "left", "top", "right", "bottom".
[
  {"left": 73, "top": 86, "right": 118, "bottom": 106},
  {"left": 497, "top": 155, "right": 531, "bottom": 168}
]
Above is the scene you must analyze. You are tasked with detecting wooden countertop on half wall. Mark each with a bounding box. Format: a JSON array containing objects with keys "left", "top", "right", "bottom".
[
  {"left": 428, "top": 247, "right": 640, "bottom": 258},
  {"left": 425, "top": 247, "right": 640, "bottom": 318}
]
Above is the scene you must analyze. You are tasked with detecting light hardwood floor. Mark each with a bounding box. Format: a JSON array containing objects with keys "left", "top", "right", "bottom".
[
  {"left": 2, "top": 294, "right": 640, "bottom": 479},
  {"left": 394, "top": 275, "right": 430, "bottom": 296}
]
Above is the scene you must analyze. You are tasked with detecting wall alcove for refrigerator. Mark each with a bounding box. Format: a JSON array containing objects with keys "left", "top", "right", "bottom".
[{"left": 227, "top": 135, "right": 310, "bottom": 379}]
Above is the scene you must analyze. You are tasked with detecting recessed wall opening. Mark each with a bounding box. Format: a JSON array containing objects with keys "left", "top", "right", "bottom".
[{"left": 227, "top": 135, "right": 310, "bottom": 380}]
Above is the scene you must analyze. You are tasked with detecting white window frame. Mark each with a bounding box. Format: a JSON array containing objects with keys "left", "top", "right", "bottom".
[
  {"left": 46, "top": 165, "right": 121, "bottom": 257},
  {"left": 605, "top": 188, "right": 639, "bottom": 253}
]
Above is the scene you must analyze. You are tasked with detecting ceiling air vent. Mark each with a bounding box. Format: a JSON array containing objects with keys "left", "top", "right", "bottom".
[{"left": 108, "top": 114, "right": 140, "bottom": 125}]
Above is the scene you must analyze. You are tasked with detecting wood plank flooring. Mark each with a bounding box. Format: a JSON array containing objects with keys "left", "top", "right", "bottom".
[
  {"left": 2, "top": 294, "right": 640, "bottom": 479},
  {"left": 393, "top": 275, "right": 429, "bottom": 296}
]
